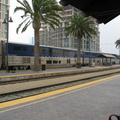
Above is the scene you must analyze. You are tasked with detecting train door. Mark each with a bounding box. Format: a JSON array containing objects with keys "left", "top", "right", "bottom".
[
  {"left": 0, "top": 42, "right": 1, "bottom": 69},
  {"left": 67, "top": 59, "right": 71, "bottom": 67}
]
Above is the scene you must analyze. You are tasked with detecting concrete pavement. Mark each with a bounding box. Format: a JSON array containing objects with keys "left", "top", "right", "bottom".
[{"left": 0, "top": 74, "right": 120, "bottom": 120}]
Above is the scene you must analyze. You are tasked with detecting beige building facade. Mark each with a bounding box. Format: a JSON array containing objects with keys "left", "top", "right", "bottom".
[
  {"left": 0, "top": 0, "right": 10, "bottom": 41},
  {"left": 40, "top": 5, "right": 100, "bottom": 52}
]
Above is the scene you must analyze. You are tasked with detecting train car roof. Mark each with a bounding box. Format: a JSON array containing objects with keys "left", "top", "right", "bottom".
[
  {"left": 8, "top": 42, "right": 118, "bottom": 56},
  {"left": 8, "top": 42, "right": 77, "bottom": 51},
  {"left": 8, "top": 41, "right": 34, "bottom": 46}
]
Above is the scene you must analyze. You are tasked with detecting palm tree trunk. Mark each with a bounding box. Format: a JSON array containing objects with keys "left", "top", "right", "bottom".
[
  {"left": 34, "top": 28, "right": 41, "bottom": 71},
  {"left": 77, "top": 35, "right": 82, "bottom": 68},
  {"left": 118, "top": 44, "right": 120, "bottom": 64}
]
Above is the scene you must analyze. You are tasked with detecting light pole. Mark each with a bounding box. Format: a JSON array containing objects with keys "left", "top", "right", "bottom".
[
  {"left": 89, "top": 38, "right": 91, "bottom": 67},
  {"left": 2, "top": 9, "right": 13, "bottom": 72},
  {"left": 118, "top": 44, "right": 120, "bottom": 64}
]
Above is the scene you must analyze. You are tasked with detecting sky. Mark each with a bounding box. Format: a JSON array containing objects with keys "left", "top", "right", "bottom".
[{"left": 9, "top": 0, "right": 120, "bottom": 55}]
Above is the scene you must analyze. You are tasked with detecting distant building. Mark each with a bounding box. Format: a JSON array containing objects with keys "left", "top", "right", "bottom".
[
  {"left": 29, "top": 37, "right": 34, "bottom": 45},
  {"left": 40, "top": 5, "right": 100, "bottom": 52},
  {"left": 0, "top": 0, "right": 10, "bottom": 42}
]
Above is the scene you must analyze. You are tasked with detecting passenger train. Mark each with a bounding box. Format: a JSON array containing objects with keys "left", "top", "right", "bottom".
[{"left": 0, "top": 41, "right": 119, "bottom": 70}]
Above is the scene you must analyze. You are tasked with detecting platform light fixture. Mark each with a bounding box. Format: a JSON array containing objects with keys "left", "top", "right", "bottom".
[{"left": 2, "top": 9, "right": 13, "bottom": 72}]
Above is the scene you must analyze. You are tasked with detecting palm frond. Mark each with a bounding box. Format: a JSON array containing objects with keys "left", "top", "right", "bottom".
[
  {"left": 16, "top": 17, "right": 30, "bottom": 33},
  {"left": 65, "top": 13, "right": 97, "bottom": 38},
  {"left": 15, "top": 0, "right": 63, "bottom": 33},
  {"left": 21, "top": 20, "right": 32, "bottom": 33},
  {"left": 14, "top": 0, "right": 33, "bottom": 17},
  {"left": 14, "top": 7, "right": 26, "bottom": 13},
  {"left": 115, "top": 39, "right": 120, "bottom": 48},
  {"left": 23, "top": 0, "right": 33, "bottom": 14}
]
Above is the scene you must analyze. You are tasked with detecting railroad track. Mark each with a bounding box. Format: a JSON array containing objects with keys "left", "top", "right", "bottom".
[
  {"left": 0, "top": 66, "right": 120, "bottom": 102},
  {"left": 0, "top": 66, "right": 120, "bottom": 94}
]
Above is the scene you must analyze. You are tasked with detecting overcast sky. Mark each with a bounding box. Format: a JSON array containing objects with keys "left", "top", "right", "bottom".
[{"left": 9, "top": 0, "right": 120, "bottom": 55}]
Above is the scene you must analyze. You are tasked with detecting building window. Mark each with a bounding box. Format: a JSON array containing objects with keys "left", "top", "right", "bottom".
[
  {"left": 5, "top": 0, "right": 8, "bottom": 4},
  {"left": 4, "top": 32, "right": 7, "bottom": 38},
  {"left": 4, "top": 24, "right": 7, "bottom": 30},
  {"left": 4, "top": 5, "right": 7, "bottom": 12},
  {"left": 5, "top": 13, "right": 7, "bottom": 19},
  {"left": 0, "top": 4, "right": 1, "bottom": 11}
]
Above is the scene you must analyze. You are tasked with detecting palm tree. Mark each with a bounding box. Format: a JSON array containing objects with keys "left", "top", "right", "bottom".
[
  {"left": 65, "top": 13, "right": 97, "bottom": 68},
  {"left": 115, "top": 38, "right": 120, "bottom": 48},
  {"left": 115, "top": 38, "right": 120, "bottom": 63},
  {"left": 14, "top": 0, "right": 63, "bottom": 71}
]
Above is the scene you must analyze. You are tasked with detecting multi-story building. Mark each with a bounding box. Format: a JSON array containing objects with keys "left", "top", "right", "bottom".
[
  {"left": 40, "top": 5, "right": 100, "bottom": 52},
  {"left": 0, "top": 0, "right": 10, "bottom": 41}
]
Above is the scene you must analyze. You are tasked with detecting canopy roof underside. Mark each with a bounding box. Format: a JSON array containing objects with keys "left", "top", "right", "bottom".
[
  {"left": 97, "top": 54, "right": 115, "bottom": 58},
  {"left": 59, "top": 0, "right": 120, "bottom": 24}
]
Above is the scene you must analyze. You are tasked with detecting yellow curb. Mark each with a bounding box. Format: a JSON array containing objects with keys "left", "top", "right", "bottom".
[{"left": 0, "top": 67, "right": 107, "bottom": 78}]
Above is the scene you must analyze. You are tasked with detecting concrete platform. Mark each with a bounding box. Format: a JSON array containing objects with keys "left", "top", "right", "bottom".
[{"left": 0, "top": 65, "right": 120, "bottom": 82}]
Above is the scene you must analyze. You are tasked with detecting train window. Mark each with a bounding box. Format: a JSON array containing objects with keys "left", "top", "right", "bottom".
[
  {"left": 53, "top": 49, "right": 57, "bottom": 53},
  {"left": 49, "top": 49, "right": 52, "bottom": 53},
  {"left": 43, "top": 48, "right": 46, "bottom": 52},
  {"left": 53, "top": 60, "right": 58, "bottom": 64},
  {"left": 32, "top": 47, "right": 34, "bottom": 52},
  {"left": 69, "top": 51, "right": 74, "bottom": 55},
  {"left": 45, "top": 48, "right": 49, "bottom": 53},
  {"left": 14, "top": 46, "right": 22, "bottom": 51},
  {"left": 86, "top": 53, "right": 89, "bottom": 56},
  {"left": 27, "top": 58, "right": 30, "bottom": 63},
  {"left": 52, "top": 49, "right": 55, "bottom": 53},
  {"left": 97, "top": 60, "right": 99, "bottom": 63},
  {"left": 64, "top": 51, "right": 68, "bottom": 54},
  {"left": 40, "top": 48, "right": 42, "bottom": 52},
  {"left": 47, "top": 60, "right": 52, "bottom": 64},
  {"left": 59, "top": 50, "right": 63, "bottom": 54},
  {"left": 67, "top": 59, "right": 70, "bottom": 63},
  {"left": 55, "top": 50, "right": 58, "bottom": 53},
  {"left": 59, "top": 61, "right": 61, "bottom": 64},
  {"left": 57, "top": 50, "right": 60, "bottom": 54},
  {"left": 13, "top": 46, "right": 27, "bottom": 51},
  {"left": 23, "top": 57, "right": 30, "bottom": 63},
  {"left": 23, "top": 47, "right": 27, "bottom": 51},
  {"left": 63, "top": 51, "right": 67, "bottom": 55},
  {"left": 91, "top": 53, "right": 96, "bottom": 56},
  {"left": 14, "top": 46, "right": 17, "bottom": 50}
]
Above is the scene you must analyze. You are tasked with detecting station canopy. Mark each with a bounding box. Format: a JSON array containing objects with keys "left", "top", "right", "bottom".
[
  {"left": 97, "top": 54, "right": 115, "bottom": 58},
  {"left": 59, "top": 0, "right": 120, "bottom": 24}
]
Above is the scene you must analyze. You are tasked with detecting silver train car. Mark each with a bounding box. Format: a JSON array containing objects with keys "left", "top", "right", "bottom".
[{"left": 0, "top": 41, "right": 119, "bottom": 70}]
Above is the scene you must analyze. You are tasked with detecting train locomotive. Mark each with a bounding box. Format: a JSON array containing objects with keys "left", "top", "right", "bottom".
[{"left": 0, "top": 41, "right": 119, "bottom": 70}]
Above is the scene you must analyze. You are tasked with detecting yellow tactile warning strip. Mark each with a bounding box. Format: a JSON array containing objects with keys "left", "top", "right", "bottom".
[
  {"left": 0, "top": 66, "right": 111, "bottom": 78},
  {"left": 0, "top": 74, "right": 120, "bottom": 112}
]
